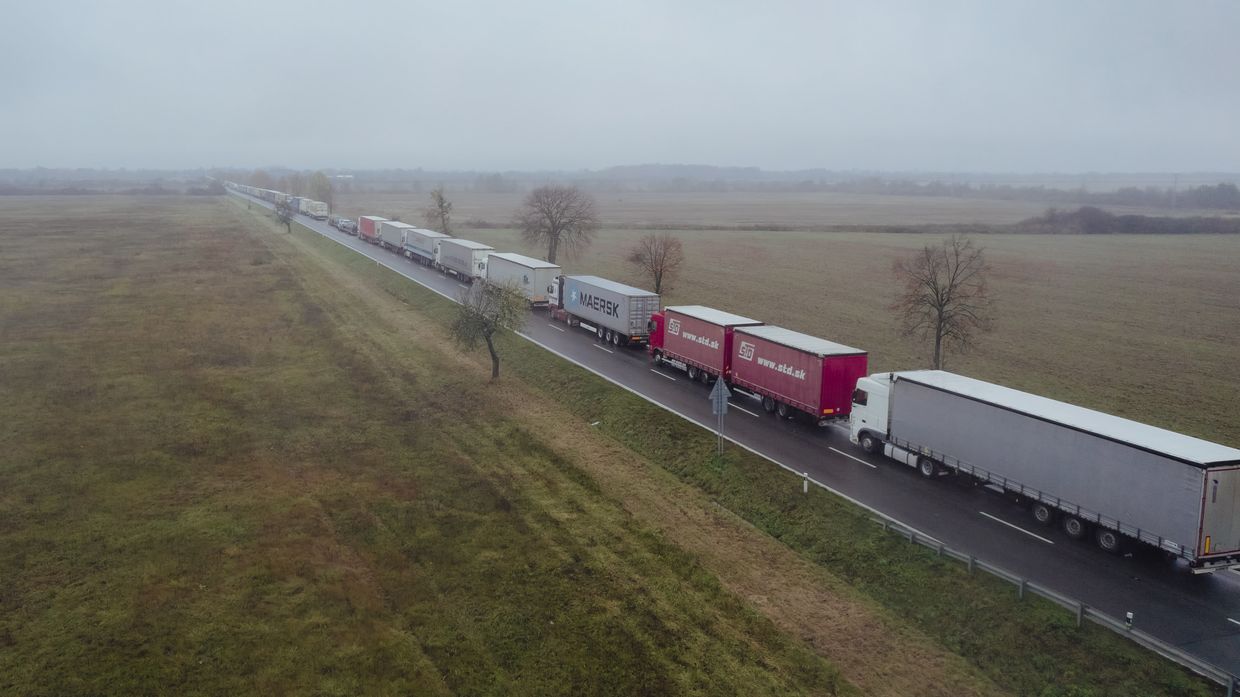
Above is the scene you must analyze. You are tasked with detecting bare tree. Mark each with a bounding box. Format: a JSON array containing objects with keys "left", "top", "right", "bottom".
[
  {"left": 627, "top": 232, "right": 685, "bottom": 294},
  {"left": 307, "top": 171, "right": 333, "bottom": 210},
  {"left": 249, "top": 169, "right": 275, "bottom": 190},
  {"left": 516, "top": 186, "right": 598, "bottom": 264},
  {"left": 423, "top": 186, "right": 453, "bottom": 233},
  {"left": 275, "top": 202, "right": 294, "bottom": 234},
  {"left": 891, "top": 235, "right": 995, "bottom": 369},
  {"left": 451, "top": 282, "right": 529, "bottom": 380}
]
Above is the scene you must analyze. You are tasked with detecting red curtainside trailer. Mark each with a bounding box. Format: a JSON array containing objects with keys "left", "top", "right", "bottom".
[
  {"left": 357, "top": 215, "right": 387, "bottom": 244},
  {"left": 649, "top": 305, "right": 763, "bottom": 383},
  {"left": 730, "top": 325, "right": 868, "bottom": 424}
]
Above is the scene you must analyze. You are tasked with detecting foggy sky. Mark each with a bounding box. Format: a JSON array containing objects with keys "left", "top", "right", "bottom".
[{"left": 3, "top": 1, "right": 1238, "bottom": 172}]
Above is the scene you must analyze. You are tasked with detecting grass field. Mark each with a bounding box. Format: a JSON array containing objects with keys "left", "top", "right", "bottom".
[
  {"left": 333, "top": 190, "right": 1217, "bottom": 231},
  {"left": 0, "top": 195, "right": 1220, "bottom": 696}
]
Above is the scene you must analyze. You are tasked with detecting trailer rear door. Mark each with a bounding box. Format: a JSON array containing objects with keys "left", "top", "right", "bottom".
[{"left": 1200, "top": 467, "right": 1240, "bottom": 556}]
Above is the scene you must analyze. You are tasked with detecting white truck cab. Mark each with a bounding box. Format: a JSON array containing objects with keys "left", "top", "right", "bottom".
[{"left": 849, "top": 373, "right": 892, "bottom": 453}]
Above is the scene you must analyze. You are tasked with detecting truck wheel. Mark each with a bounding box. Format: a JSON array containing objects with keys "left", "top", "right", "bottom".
[
  {"left": 1031, "top": 503, "right": 1055, "bottom": 526},
  {"left": 859, "top": 432, "right": 879, "bottom": 454},
  {"left": 1061, "top": 515, "right": 1088, "bottom": 540},
  {"left": 776, "top": 402, "right": 791, "bottom": 418},
  {"left": 652, "top": 351, "right": 663, "bottom": 366},
  {"left": 917, "top": 457, "right": 939, "bottom": 478},
  {"left": 1095, "top": 528, "right": 1122, "bottom": 554},
  {"left": 597, "top": 326, "right": 606, "bottom": 341},
  {"left": 762, "top": 396, "right": 776, "bottom": 413},
  {"left": 687, "top": 365, "right": 699, "bottom": 381},
  {"left": 699, "top": 370, "right": 711, "bottom": 384},
  {"left": 612, "top": 332, "right": 623, "bottom": 347}
]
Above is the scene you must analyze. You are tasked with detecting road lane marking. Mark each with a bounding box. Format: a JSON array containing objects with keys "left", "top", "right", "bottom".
[
  {"left": 979, "top": 511, "right": 1055, "bottom": 545},
  {"left": 592, "top": 344, "right": 614, "bottom": 354},
  {"left": 728, "top": 401, "right": 760, "bottom": 418},
  {"left": 828, "top": 446, "right": 878, "bottom": 469},
  {"left": 1228, "top": 617, "right": 1240, "bottom": 627},
  {"left": 457, "top": 283, "right": 470, "bottom": 290},
  {"left": 547, "top": 324, "right": 566, "bottom": 332},
  {"left": 650, "top": 369, "right": 677, "bottom": 381}
]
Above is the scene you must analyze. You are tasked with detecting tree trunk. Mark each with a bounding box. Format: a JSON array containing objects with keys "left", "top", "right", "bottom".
[
  {"left": 485, "top": 333, "right": 500, "bottom": 380},
  {"left": 933, "top": 325, "right": 943, "bottom": 369},
  {"left": 547, "top": 235, "right": 559, "bottom": 264}
]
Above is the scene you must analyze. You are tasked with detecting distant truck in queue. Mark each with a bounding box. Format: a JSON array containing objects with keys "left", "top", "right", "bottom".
[
  {"left": 484, "top": 252, "right": 561, "bottom": 307},
  {"left": 729, "top": 325, "right": 868, "bottom": 425},
  {"left": 378, "top": 221, "right": 416, "bottom": 253},
  {"left": 301, "top": 200, "right": 329, "bottom": 220},
  {"left": 549, "top": 275, "right": 659, "bottom": 347},
  {"left": 357, "top": 216, "right": 387, "bottom": 244},
  {"left": 403, "top": 228, "right": 450, "bottom": 266},
  {"left": 437, "top": 238, "right": 493, "bottom": 282},
  {"left": 850, "top": 370, "right": 1240, "bottom": 572},
  {"left": 648, "top": 305, "right": 763, "bottom": 383}
]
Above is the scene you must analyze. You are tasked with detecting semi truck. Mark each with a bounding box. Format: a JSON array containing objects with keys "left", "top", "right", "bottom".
[
  {"left": 378, "top": 221, "right": 416, "bottom": 252},
  {"left": 287, "top": 197, "right": 302, "bottom": 215},
  {"left": 358, "top": 216, "right": 387, "bottom": 244},
  {"left": 303, "top": 200, "right": 329, "bottom": 220},
  {"left": 849, "top": 370, "right": 1240, "bottom": 572},
  {"left": 549, "top": 275, "right": 660, "bottom": 347},
  {"left": 729, "top": 325, "right": 868, "bottom": 424},
  {"left": 403, "top": 227, "right": 450, "bottom": 266},
  {"left": 484, "top": 252, "right": 561, "bottom": 307},
  {"left": 437, "top": 238, "right": 493, "bottom": 282},
  {"left": 648, "top": 305, "right": 763, "bottom": 383}
]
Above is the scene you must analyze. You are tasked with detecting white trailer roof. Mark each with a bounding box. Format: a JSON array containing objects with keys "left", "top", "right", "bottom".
[
  {"left": 895, "top": 370, "right": 1240, "bottom": 466},
  {"left": 568, "top": 275, "right": 657, "bottom": 297},
  {"left": 380, "top": 221, "right": 416, "bottom": 229},
  {"left": 489, "top": 252, "right": 560, "bottom": 269},
  {"left": 442, "top": 239, "right": 494, "bottom": 251},
  {"left": 736, "top": 325, "right": 865, "bottom": 357},
  {"left": 666, "top": 305, "right": 762, "bottom": 328},
  {"left": 409, "top": 228, "right": 450, "bottom": 239}
]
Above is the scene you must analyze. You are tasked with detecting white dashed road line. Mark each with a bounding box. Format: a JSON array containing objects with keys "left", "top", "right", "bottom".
[{"left": 979, "top": 511, "right": 1055, "bottom": 545}]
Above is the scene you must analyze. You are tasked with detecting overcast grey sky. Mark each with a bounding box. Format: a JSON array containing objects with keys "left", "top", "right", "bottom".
[{"left": 3, "top": 1, "right": 1237, "bottom": 172}]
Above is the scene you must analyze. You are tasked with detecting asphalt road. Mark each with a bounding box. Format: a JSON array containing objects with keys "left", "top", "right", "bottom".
[{"left": 233, "top": 192, "right": 1240, "bottom": 674}]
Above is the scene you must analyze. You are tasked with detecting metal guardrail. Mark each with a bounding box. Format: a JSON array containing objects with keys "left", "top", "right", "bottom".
[{"left": 872, "top": 516, "right": 1238, "bottom": 695}]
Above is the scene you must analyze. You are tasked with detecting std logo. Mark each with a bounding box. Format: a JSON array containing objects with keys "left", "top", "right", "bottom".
[
  {"left": 737, "top": 341, "right": 755, "bottom": 361},
  {"left": 667, "top": 318, "right": 681, "bottom": 336}
]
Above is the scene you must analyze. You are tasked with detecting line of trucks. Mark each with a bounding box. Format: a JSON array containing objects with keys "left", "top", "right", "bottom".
[{"left": 226, "top": 180, "right": 1240, "bottom": 574}]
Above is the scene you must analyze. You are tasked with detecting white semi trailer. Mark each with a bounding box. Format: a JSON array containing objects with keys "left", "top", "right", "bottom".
[
  {"left": 850, "top": 370, "right": 1240, "bottom": 572},
  {"left": 484, "top": 252, "right": 561, "bottom": 307}
]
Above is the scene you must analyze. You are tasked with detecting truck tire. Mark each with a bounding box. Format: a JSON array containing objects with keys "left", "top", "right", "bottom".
[
  {"left": 652, "top": 351, "right": 663, "bottom": 366},
  {"left": 859, "top": 432, "right": 880, "bottom": 454},
  {"left": 1061, "top": 515, "right": 1088, "bottom": 540},
  {"left": 597, "top": 326, "right": 606, "bottom": 341},
  {"left": 687, "top": 365, "right": 700, "bottom": 381},
  {"left": 612, "top": 332, "right": 623, "bottom": 347},
  {"left": 1031, "top": 503, "right": 1055, "bottom": 526},
  {"left": 776, "top": 402, "right": 791, "bottom": 418},
  {"left": 1095, "top": 528, "right": 1122, "bottom": 554},
  {"left": 917, "top": 457, "right": 939, "bottom": 478},
  {"left": 762, "top": 396, "right": 776, "bottom": 413}
]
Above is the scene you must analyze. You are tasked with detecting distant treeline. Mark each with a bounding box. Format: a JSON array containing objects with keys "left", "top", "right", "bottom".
[
  {"left": 1016, "top": 206, "right": 1240, "bottom": 235},
  {"left": 0, "top": 181, "right": 224, "bottom": 196}
]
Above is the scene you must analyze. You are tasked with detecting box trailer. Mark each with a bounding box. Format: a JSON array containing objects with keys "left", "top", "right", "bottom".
[
  {"left": 287, "top": 197, "right": 302, "bottom": 214},
  {"left": 304, "top": 200, "right": 329, "bottom": 220},
  {"left": 484, "top": 252, "right": 561, "bottom": 307},
  {"left": 549, "top": 275, "right": 660, "bottom": 347},
  {"left": 358, "top": 216, "right": 387, "bottom": 244},
  {"left": 437, "top": 238, "right": 493, "bottom": 281},
  {"left": 649, "top": 305, "right": 763, "bottom": 383},
  {"left": 849, "top": 370, "right": 1240, "bottom": 571},
  {"left": 378, "top": 221, "right": 416, "bottom": 252},
  {"left": 730, "top": 325, "right": 867, "bottom": 424},
  {"left": 403, "top": 228, "right": 450, "bottom": 265}
]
